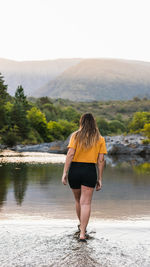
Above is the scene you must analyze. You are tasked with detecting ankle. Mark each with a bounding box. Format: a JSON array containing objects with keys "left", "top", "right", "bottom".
[
  {"left": 80, "top": 229, "right": 85, "bottom": 237},
  {"left": 80, "top": 233, "right": 85, "bottom": 239}
]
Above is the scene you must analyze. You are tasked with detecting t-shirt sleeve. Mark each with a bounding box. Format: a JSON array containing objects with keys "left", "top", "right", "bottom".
[
  {"left": 99, "top": 137, "right": 107, "bottom": 154},
  {"left": 67, "top": 133, "right": 77, "bottom": 149}
]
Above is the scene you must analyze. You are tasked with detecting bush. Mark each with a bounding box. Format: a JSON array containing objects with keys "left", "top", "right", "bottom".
[
  {"left": 142, "top": 123, "right": 150, "bottom": 139},
  {"left": 1, "top": 126, "right": 19, "bottom": 146},
  {"left": 47, "top": 120, "right": 78, "bottom": 140},
  {"left": 128, "top": 112, "right": 150, "bottom": 133},
  {"left": 58, "top": 120, "right": 78, "bottom": 139},
  {"left": 96, "top": 118, "right": 109, "bottom": 135},
  {"left": 142, "top": 139, "right": 150, "bottom": 145},
  {"left": 22, "top": 129, "right": 44, "bottom": 145},
  {"left": 47, "top": 121, "right": 64, "bottom": 140},
  {"left": 60, "top": 106, "right": 80, "bottom": 123},
  {"left": 108, "top": 120, "right": 126, "bottom": 133},
  {"left": 27, "top": 107, "right": 50, "bottom": 141}
]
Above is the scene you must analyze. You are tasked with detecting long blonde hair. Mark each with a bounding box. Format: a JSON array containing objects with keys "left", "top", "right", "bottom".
[{"left": 74, "top": 113, "right": 100, "bottom": 149}]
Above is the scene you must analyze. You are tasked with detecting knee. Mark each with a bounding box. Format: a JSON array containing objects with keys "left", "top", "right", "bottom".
[{"left": 80, "top": 199, "right": 91, "bottom": 205}]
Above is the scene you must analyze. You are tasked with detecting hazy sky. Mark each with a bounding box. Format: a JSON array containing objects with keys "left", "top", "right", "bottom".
[{"left": 0, "top": 0, "right": 150, "bottom": 62}]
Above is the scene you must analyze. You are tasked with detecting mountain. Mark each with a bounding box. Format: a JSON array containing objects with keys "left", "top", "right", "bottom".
[
  {"left": 38, "top": 58, "right": 150, "bottom": 101},
  {"left": 1, "top": 57, "right": 150, "bottom": 101},
  {"left": 0, "top": 58, "right": 81, "bottom": 95}
]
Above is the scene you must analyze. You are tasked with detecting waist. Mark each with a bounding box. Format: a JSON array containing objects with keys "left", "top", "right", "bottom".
[{"left": 71, "top": 161, "right": 96, "bottom": 167}]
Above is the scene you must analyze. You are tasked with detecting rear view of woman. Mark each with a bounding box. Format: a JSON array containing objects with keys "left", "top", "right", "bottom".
[{"left": 62, "top": 113, "right": 107, "bottom": 242}]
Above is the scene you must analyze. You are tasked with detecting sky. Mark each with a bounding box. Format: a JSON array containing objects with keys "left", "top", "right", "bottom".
[{"left": 0, "top": 0, "right": 150, "bottom": 62}]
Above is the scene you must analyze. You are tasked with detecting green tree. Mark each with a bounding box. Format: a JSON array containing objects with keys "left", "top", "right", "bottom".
[
  {"left": 109, "top": 120, "right": 126, "bottom": 134},
  {"left": 47, "top": 121, "right": 63, "bottom": 140},
  {"left": 57, "top": 119, "right": 78, "bottom": 139},
  {"left": 0, "top": 73, "right": 8, "bottom": 129},
  {"left": 128, "top": 112, "right": 150, "bottom": 133},
  {"left": 27, "top": 107, "right": 51, "bottom": 141},
  {"left": 42, "top": 103, "right": 58, "bottom": 121},
  {"left": 61, "top": 106, "right": 80, "bottom": 123},
  {"left": 96, "top": 118, "right": 109, "bottom": 135},
  {"left": 11, "top": 86, "right": 29, "bottom": 139},
  {"left": 47, "top": 120, "right": 78, "bottom": 140}
]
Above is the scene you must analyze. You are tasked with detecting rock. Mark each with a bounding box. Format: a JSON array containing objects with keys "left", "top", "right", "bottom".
[
  {"left": 105, "top": 134, "right": 150, "bottom": 155},
  {"left": 12, "top": 135, "right": 71, "bottom": 154},
  {"left": 6, "top": 133, "right": 150, "bottom": 155},
  {"left": 0, "top": 144, "right": 7, "bottom": 150}
]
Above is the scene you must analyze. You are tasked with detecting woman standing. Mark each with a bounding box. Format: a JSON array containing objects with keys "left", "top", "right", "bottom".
[{"left": 62, "top": 113, "right": 107, "bottom": 242}]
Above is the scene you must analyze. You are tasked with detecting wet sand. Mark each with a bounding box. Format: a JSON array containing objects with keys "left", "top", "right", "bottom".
[
  {"left": 0, "top": 150, "right": 66, "bottom": 164},
  {"left": 0, "top": 217, "right": 150, "bottom": 267}
]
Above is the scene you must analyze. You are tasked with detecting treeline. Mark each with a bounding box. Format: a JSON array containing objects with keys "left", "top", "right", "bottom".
[{"left": 0, "top": 73, "right": 150, "bottom": 146}]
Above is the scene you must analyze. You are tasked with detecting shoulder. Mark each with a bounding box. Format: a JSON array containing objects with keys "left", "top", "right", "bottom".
[
  {"left": 70, "top": 130, "right": 78, "bottom": 138},
  {"left": 99, "top": 135, "right": 106, "bottom": 143},
  {"left": 69, "top": 130, "right": 79, "bottom": 141}
]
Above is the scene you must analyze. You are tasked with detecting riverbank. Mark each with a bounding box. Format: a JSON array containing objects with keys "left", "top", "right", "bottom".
[
  {"left": 0, "top": 133, "right": 150, "bottom": 155},
  {"left": 0, "top": 150, "right": 150, "bottom": 165},
  {"left": 0, "top": 217, "right": 149, "bottom": 267}
]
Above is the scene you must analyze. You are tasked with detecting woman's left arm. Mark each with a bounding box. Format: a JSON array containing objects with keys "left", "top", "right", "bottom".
[{"left": 62, "top": 148, "right": 75, "bottom": 185}]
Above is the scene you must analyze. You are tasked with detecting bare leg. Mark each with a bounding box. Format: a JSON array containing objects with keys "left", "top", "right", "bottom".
[
  {"left": 72, "top": 189, "right": 81, "bottom": 222},
  {"left": 80, "top": 185, "right": 94, "bottom": 239}
]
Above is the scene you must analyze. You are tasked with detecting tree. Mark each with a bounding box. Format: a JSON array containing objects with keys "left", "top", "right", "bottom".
[
  {"left": 57, "top": 119, "right": 78, "bottom": 139},
  {"left": 27, "top": 107, "right": 51, "bottom": 141},
  {"left": 47, "top": 121, "right": 63, "bottom": 140},
  {"left": 128, "top": 112, "right": 150, "bottom": 133},
  {"left": 0, "top": 73, "right": 8, "bottom": 129},
  {"left": 47, "top": 119, "right": 78, "bottom": 140},
  {"left": 61, "top": 106, "right": 80, "bottom": 123},
  {"left": 109, "top": 120, "right": 126, "bottom": 134},
  {"left": 14, "top": 85, "right": 29, "bottom": 110},
  {"left": 96, "top": 118, "right": 109, "bottom": 135},
  {"left": 11, "top": 86, "right": 29, "bottom": 139}
]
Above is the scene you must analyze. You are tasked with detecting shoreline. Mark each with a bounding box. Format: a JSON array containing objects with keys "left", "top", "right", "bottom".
[
  {"left": 0, "top": 149, "right": 150, "bottom": 165},
  {"left": 1, "top": 214, "right": 150, "bottom": 222},
  {"left": 1, "top": 133, "right": 150, "bottom": 155},
  {"left": 0, "top": 217, "right": 150, "bottom": 267}
]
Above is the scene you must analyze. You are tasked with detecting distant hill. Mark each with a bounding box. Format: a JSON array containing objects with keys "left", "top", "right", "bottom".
[
  {"left": 39, "top": 58, "right": 150, "bottom": 101},
  {"left": 0, "top": 58, "right": 81, "bottom": 95},
  {"left": 1, "top": 57, "right": 150, "bottom": 101}
]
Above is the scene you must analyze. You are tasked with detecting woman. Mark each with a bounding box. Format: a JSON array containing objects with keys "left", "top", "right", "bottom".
[{"left": 61, "top": 113, "right": 107, "bottom": 242}]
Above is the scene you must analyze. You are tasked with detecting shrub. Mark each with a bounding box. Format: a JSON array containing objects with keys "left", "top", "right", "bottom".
[
  {"left": 1, "top": 126, "right": 20, "bottom": 146},
  {"left": 142, "top": 139, "right": 150, "bottom": 145},
  {"left": 58, "top": 120, "right": 78, "bottom": 139},
  {"left": 27, "top": 107, "right": 49, "bottom": 141},
  {"left": 47, "top": 121, "right": 64, "bottom": 140},
  {"left": 96, "top": 118, "right": 109, "bottom": 135},
  {"left": 128, "top": 112, "right": 150, "bottom": 133},
  {"left": 108, "top": 120, "right": 126, "bottom": 133}
]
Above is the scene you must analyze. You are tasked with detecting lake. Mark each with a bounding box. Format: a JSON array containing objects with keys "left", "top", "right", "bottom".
[{"left": 0, "top": 151, "right": 150, "bottom": 266}]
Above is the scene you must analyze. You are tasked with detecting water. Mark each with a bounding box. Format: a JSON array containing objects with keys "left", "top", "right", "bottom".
[{"left": 0, "top": 151, "right": 150, "bottom": 266}]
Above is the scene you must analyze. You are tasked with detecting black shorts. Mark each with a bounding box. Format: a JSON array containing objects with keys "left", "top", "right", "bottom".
[{"left": 68, "top": 162, "right": 97, "bottom": 189}]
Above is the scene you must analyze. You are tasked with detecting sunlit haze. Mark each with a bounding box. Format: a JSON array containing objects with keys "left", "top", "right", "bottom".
[{"left": 0, "top": 0, "right": 150, "bottom": 62}]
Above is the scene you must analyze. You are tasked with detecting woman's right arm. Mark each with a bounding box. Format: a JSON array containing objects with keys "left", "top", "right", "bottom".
[{"left": 96, "top": 153, "right": 105, "bottom": 191}]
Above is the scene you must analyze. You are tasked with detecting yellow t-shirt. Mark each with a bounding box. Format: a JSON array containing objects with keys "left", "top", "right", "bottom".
[{"left": 67, "top": 132, "right": 107, "bottom": 163}]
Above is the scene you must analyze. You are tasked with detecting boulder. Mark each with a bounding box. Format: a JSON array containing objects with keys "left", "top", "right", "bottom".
[{"left": 6, "top": 133, "right": 150, "bottom": 155}]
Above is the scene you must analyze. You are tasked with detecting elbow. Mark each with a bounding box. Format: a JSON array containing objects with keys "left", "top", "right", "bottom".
[
  {"left": 97, "top": 154, "right": 105, "bottom": 166},
  {"left": 67, "top": 149, "right": 75, "bottom": 160},
  {"left": 69, "top": 154, "right": 74, "bottom": 161}
]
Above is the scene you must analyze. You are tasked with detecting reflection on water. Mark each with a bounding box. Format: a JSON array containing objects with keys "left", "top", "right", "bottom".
[
  {"left": 0, "top": 152, "right": 150, "bottom": 267},
  {"left": 0, "top": 152, "right": 150, "bottom": 220},
  {"left": 133, "top": 162, "right": 150, "bottom": 175}
]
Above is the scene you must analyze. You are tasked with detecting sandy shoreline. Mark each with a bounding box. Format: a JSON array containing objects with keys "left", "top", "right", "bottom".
[{"left": 0, "top": 217, "right": 150, "bottom": 267}]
